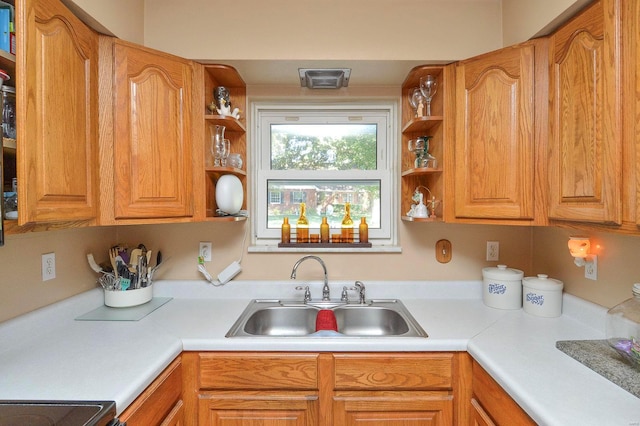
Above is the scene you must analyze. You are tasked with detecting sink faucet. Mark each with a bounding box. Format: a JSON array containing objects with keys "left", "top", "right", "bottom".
[
  {"left": 354, "top": 281, "right": 366, "bottom": 304},
  {"left": 290, "top": 255, "right": 330, "bottom": 301}
]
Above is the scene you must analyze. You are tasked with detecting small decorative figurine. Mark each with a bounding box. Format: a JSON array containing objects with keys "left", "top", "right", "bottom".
[
  {"left": 216, "top": 98, "right": 242, "bottom": 119},
  {"left": 214, "top": 86, "right": 230, "bottom": 110},
  {"left": 410, "top": 190, "right": 428, "bottom": 218}
]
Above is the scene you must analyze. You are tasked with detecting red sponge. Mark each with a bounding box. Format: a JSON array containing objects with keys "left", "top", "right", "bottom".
[{"left": 315, "top": 309, "right": 338, "bottom": 332}]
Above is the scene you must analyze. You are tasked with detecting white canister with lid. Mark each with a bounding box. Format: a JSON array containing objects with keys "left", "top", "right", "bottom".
[
  {"left": 522, "top": 274, "right": 564, "bottom": 317},
  {"left": 482, "top": 264, "right": 524, "bottom": 309}
]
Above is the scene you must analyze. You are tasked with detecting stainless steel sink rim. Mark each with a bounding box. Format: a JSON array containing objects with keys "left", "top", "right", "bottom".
[{"left": 225, "top": 299, "right": 428, "bottom": 338}]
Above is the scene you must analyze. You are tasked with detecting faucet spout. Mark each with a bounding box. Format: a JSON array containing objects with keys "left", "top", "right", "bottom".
[{"left": 290, "top": 255, "right": 330, "bottom": 301}]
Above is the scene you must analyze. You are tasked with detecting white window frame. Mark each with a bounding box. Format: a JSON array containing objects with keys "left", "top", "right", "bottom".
[{"left": 251, "top": 101, "right": 398, "bottom": 247}]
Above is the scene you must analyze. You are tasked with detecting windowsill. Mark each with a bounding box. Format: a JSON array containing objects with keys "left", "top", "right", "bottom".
[{"left": 248, "top": 245, "right": 402, "bottom": 253}]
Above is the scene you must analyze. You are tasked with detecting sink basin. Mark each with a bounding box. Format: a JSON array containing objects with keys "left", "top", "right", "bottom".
[
  {"left": 242, "top": 306, "right": 318, "bottom": 336},
  {"left": 333, "top": 305, "right": 410, "bottom": 336},
  {"left": 226, "top": 299, "right": 428, "bottom": 338}
]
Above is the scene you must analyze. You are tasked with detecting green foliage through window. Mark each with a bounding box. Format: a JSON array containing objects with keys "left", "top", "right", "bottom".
[{"left": 270, "top": 124, "right": 377, "bottom": 171}]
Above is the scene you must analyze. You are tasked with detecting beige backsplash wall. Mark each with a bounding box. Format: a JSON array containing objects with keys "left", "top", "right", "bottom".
[
  {"left": 2, "top": 220, "right": 639, "bottom": 323},
  {"left": 532, "top": 227, "right": 640, "bottom": 309},
  {"left": 0, "top": 227, "right": 118, "bottom": 322},
  {"left": 115, "top": 221, "right": 534, "bottom": 283}
]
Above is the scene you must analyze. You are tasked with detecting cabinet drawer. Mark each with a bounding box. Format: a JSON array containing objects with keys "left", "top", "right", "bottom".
[
  {"left": 333, "top": 353, "right": 453, "bottom": 390},
  {"left": 199, "top": 352, "right": 319, "bottom": 390}
]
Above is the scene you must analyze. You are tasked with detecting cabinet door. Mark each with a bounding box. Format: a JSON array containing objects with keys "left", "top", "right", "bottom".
[
  {"left": 119, "top": 357, "right": 183, "bottom": 426},
  {"left": 199, "top": 392, "right": 318, "bottom": 426},
  {"left": 160, "top": 400, "right": 184, "bottom": 426},
  {"left": 471, "top": 361, "right": 535, "bottom": 426},
  {"left": 548, "top": 0, "right": 622, "bottom": 225},
  {"left": 453, "top": 43, "right": 536, "bottom": 221},
  {"left": 470, "top": 398, "right": 495, "bottom": 426},
  {"left": 17, "top": 0, "right": 99, "bottom": 224},
  {"left": 108, "top": 39, "right": 195, "bottom": 221},
  {"left": 333, "top": 391, "right": 453, "bottom": 426}
]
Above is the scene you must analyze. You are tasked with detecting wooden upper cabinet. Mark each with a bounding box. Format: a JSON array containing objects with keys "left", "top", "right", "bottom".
[
  {"left": 452, "top": 40, "right": 546, "bottom": 224},
  {"left": 548, "top": 0, "right": 622, "bottom": 225},
  {"left": 16, "top": 0, "right": 99, "bottom": 225},
  {"left": 99, "top": 38, "right": 200, "bottom": 223}
]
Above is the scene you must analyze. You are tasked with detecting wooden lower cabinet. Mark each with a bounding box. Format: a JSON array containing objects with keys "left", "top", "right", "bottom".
[
  {"left": 183, "top": 351, "right": 472, "bottom": 426},
  {"left": 119, "top": 356, "right": 184, "bottom": 426},
  {"left": 198, "top": 391, "right": 318, "bottom": 426},
  {"left": 470, "top": 360, "right": 535, "bottom": 426},
  {"left": 333, "top": 353, "right": 455, "bottom": 425},
  {"left": 334, "top": 391, "right": 452, "bottom": 425}
]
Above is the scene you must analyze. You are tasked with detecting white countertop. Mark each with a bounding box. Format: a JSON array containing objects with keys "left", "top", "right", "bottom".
[{"left": 0, "top": 279, "right": 638, "bottom": 425}]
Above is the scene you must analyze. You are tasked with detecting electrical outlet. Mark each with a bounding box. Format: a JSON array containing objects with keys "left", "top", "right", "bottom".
[
  {"left": 585, "top": 255, "right": 598, "bottom": 280},
  {"left": 199, "top": 242, "right": 212, "bottom": 262},
  {"left": 486, "top": 241, "right": 499, "bottom": 261},
  {"left": 42, "top": 252, "right": 56, "bottom": 281}
]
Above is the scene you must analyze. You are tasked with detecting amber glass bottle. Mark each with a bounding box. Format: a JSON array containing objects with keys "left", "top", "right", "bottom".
[
  {"left": 341, "top": 202, "right": 354, "bottom": 243},
  {"left": 296, "top": 203, "right": 309, "bottom": 243},
  {"left": 359, "top": 217, "right": 368, "bottom": 243},
  {"left": 281, "top": 217, "right": 290, "bottom": 243},
  {"left": 320, "top": 216, "right": 330, "bottom": 243}
]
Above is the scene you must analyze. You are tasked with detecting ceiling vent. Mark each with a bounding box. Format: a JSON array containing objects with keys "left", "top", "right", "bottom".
[{"left": 299, "top": 68, "right": 351, "bottom": 89}]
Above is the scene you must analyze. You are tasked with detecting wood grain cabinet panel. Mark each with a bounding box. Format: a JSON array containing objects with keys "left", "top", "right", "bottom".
[
  {"left": 17, "top": 0, "right": 99, "bottom": 225},
  {"left": 193, "top": 353, "right": 320, "bottom": 426},
  {"left": 332, "top": 353, "right": 456, "bottom": 426},
  {"left": 119, "top": 356, "right": 184, "bottom": 426},
  {"left": 453, "top": 40, "right": 547, "bottom": 224},
  {"left": 183, "top": 351, "right": 471, "bottom": 426},
  {"left": 548, "top": 0, "right": 623, "bottom": 225},
  {"left": 99, "top": 38, "right": 198, "bottom": 223},
  {"left": 470, "top": 360, "right": 535, "bottom": 426},
  {"left": 199, "top": 391, "right": 318, "bottom": 426},
  {"left": 198, "top": 352, "right": 319, "bottom": 390},
  {"left": 333, "top": 391, "right": 453, "bottom": 426},
  {"left": 333, "top": 353, "right": 453, "bottom": 390}
]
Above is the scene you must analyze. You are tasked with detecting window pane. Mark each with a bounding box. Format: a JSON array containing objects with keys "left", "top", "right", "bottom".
[
  {"left": 267, "top": 179, "right": 380, "bottom": 229},
  {"left": 270, "top": 124, "right": 377, "bottom": 171}
]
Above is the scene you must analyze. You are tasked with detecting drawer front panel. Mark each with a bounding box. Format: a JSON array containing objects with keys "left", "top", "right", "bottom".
[
  {"left": 199, "top": 352, "right": 319, "bottom": 390},
  {"left": 333, "top": 353, "right": 453, "bottom": 390}
]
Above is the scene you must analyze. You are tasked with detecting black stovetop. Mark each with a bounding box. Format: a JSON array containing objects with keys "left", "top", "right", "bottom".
[{"left": 0, "top": 400, "right": 117, "bottom": 426}]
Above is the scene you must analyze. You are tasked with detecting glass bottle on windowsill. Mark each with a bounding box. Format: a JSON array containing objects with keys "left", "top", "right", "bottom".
[
  {"left": 296, "top": 203, "right": 309, "bottom": 243},
  {"left": 359, "top": 217, "right": 368, "bottom": 243},
  {"left": 281, "top": 217, "right": 291, "bottom": 244},
  {"left": 320, "top": 216, "right": 330, "bottom": 243},
  {"left": 341, "top": 202, "right": 354, "bottom": 243}
]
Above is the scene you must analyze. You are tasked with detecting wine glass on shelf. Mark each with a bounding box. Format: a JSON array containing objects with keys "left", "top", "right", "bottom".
[
  {"left": 210, "top": 124, "right": 226, "bottom": 167},
  {"left": 408, "top": 88, "right": 425, "bottom": 118},
  {"left": 419, "top": 75, "right": 438, "bottom": 116},
  {"left": 221, "top": 138, "right": 231, "bottom": 167}
]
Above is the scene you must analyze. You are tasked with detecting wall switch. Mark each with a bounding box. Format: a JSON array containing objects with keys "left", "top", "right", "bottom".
[
  {"left": 585, "top": 255, "right": 598, "bottom": 280},
  {"left": 199, "top": 242, "right": 212, "bottom": 262},
  {"left": 486, "top": 241, "right": 499, "bottom": 261},
  {"left": 42, "top": 252, "right": 56, "bottom": 281}
]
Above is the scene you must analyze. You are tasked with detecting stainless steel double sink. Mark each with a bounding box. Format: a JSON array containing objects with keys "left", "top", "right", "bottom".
[{"left": 226, "top": 299, "right": 428, "bottom": 338}]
